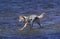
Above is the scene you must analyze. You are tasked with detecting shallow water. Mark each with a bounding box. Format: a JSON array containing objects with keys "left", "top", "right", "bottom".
[{"left": 0, "top": 0, "right": 60, "bottom": 39}]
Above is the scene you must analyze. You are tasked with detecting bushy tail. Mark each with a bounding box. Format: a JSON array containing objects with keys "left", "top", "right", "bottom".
[{"left": 38, "top": 13, "right": 46, "bottom": 19}]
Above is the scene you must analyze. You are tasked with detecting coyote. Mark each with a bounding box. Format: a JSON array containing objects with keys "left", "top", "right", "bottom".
[{"left": 19, "top": 13, "right": 46, "bottom": 30}]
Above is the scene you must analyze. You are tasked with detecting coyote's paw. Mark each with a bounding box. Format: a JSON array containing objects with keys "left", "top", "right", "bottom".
[
  {"left": 18, "top": 28, "right": 24, "bottom": 31},
  {"left": 38, "top": 26, "right": 44, "bottom": 29},
  {"left": 20, "top": 28, "right": 24, "bottom": 31}
]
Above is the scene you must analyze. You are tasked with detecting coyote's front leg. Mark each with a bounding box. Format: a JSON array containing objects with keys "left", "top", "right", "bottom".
[{"left": 20, "top": 22, "right": 28, "bottom": 31}]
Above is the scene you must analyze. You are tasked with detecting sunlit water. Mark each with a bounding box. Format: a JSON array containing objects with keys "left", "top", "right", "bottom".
[{"left": 0, "top": 0, "right": 60, "bottom": 39}]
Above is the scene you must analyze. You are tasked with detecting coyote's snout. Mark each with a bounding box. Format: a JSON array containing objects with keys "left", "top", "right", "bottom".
[{"left": 19, "top": 13, "right": 46, "bottom": 30}]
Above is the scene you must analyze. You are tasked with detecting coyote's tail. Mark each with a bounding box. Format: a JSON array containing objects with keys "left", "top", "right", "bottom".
[{"left": 38, "top": 13, "right": 46, "bottom": 19}]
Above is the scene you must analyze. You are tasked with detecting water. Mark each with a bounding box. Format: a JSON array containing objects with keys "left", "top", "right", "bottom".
[{"left": 0, "top": 0, "right": 60, "bottom": 39}]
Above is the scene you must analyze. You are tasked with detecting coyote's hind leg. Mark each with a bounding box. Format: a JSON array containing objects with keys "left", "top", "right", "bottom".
[
  {"left": 29, "top": 23, "right": 33, "bottom": 30},
  {"left": 36, "top": 19, "right": 42, "bottom": 29}
]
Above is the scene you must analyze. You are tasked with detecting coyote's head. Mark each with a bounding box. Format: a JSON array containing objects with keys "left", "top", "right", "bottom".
[{"left": 19, "top": 16, "right": 25, "bottom": 22}]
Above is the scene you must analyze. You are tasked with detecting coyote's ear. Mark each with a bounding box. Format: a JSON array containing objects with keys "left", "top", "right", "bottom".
[
  {"left": 19, "top": 16, "right": 27, "bottom": 19},
  {"left": 19, "top": 16, "right": 24, "bottom": 19}
]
